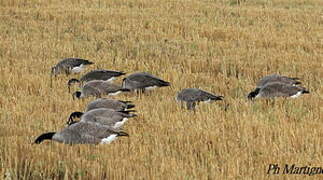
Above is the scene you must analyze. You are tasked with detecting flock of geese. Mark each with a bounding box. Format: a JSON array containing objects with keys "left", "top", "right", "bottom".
[{"left": 35, "top": 58, "right": 310, "bottom": 145}]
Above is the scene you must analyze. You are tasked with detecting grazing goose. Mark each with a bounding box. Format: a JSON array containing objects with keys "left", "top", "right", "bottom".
[
  {"left": 51, "top": 58, "right": 94, "bottom": 76},
  {"left": 72, "top": 80, "right": 130, "bottom": 99},
  {"left": 247, "top": 82, "right": 309, "bottom": 100},
  {"left": 68, "top": 108, "right": 137, "bottom": 129},
  {"left": 122, "top": 72, "right": 170, "bottom": 93},
  {"left": 67, "top": 69, "right": 126, "bottom": 92},
  {"left": 34, "top": 122, "right": 128, "bottom": 145},
  {"left": 86, "top": 98, "right": 135, "bottom": 112},
  {"left": 256, "top": 74, "right": 301, "bottom": 88},
  {"left": 176, "top": 88, "right": 224, "bottom": 110}
]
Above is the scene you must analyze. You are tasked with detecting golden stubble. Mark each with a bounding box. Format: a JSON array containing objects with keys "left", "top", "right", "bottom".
[{"left": 0, "top": 0, "right": 322, "bottom": 179}]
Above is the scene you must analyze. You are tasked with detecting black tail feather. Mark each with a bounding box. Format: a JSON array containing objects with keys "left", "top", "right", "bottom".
[
  {"left": 294, "top": 81, "right": 302, "bottom": 85},
  {"left": 121, "top": 88, "right": 131, "bottom": 92},
  {"left": 158, "top": 80, "right": 171, "bottom": 87},
  {"left": 83, "top": 60, "right": 94, "bottom": 65},
  {"left": 211, "top": 95, "right": 224, "bottom": 101},
  {"left": 126, "top": 104, "right": 135, "bottom": 109},
  {"left": 117, "top": 131, "right": 129, "bottom": 137},
  {"left": 290, "top": 77, "right": 300, "bottom": 80},
  {"left": 302, "top": 90, "right": 310, "bottom": 94},
  {"left": 119, "top": 72, "right": 126, "bottom": 76},
  {"left": 118, "top": 110, "right": 137, "bottom": 115},
  {"left": 119, "top": 100, "right": 132, "bottom": 104}
]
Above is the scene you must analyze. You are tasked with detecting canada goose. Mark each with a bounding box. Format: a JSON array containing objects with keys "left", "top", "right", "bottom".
[
  {"left": 67, "top": 69, "right": 126, "bottom": 92},
  {"left": 247, "top": 82, "right": 310, "bottom": 100},
  {"left": 72, "top": 80, "right": 130, "bottom": 99},
  {"left": 256, "top": 74, "right": 301, "bottom": 88},
  {"left": 50, "top": 58, "right": 94, "bottom": 87},
  {"left": 176, "top": 88, "right": 224, "bottom": 110},
  {"left": 34, "top": 122, "right": 128, "bottom": 145},
  {"left": 86, "top": 98, "right": 135, "bottom": 112},
  {"left": 122, "top": 72, "right": 170, "bottom": 93},
  {"left": 51, "top": 58, "right": 94, "bottom": 76},
  {"left": 68, "top": 108, "right": 137, "bottom": 129}
]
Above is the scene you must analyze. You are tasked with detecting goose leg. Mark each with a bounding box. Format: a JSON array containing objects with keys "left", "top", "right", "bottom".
[{"left": 187, "top": 101, "right": 196, "bottom": 111}]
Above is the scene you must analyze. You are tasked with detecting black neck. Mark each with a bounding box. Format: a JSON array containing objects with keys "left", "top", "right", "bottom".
[
  {"left": 248, "top": 88, "right": 260, "bottom": 99},
  {"left": 34, "top": 132, "right": 55, "bottom": 144},
  {"left": 68, "top": 112, "right": 83, "bottom": 125}
]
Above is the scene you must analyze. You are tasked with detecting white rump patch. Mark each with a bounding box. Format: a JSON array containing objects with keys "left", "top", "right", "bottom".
[
  {"left": 71, "top": 64, "right": 84, "bottom": 73},
  {"left": 203, "top": 99, "right": 212, "bottom": 103},
  {"left": 113, "top": 118, "right": 128, "bottom": 129},
  {"left": 290, "top": 91, "right": 302, "bottom": 98},
  {"left": 145, "top": 86, "right": 157, "bottom": 90},
  {"left": 100, "top": 134, "right": 118, "bottom": 144},
  {"left": 109, "top": 91, "right": 122, "bottom": 96},
  {"left": 107, "top": 77, "right": 116, "bottom": 82}
]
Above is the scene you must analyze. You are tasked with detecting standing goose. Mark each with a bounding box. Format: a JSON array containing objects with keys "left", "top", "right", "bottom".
[
  {"left": 176, "top": 88, "right": 224, "bottom": 110},
  {"left": 68, "top": 108, "right": 137, "bottom": 129},
  {"left": 67, "top": 69, "right": 126, "bottom": 92},
  {"left": 34, "top": 122, "right": 129, "bottom": 145},
  {"left": 247, "top": 82, "right": 309, "bottom": 100},
  {"left": 72, "top": 80, "right": 130, "bottom": 99},
  {"left": 86, "top": 98, "right": 135, "bottom": 112},
  {"left": 256, "top": 74, "right": 301, "bottom": 88},
  {"left": 122, "top": 72, "right": 170, "bottom": 93}
]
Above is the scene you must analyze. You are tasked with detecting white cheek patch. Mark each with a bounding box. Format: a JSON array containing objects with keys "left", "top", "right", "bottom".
[
  {"left": 290, "top": 91, "right": 302, "bottom": 98},
  {"left": 255, "top": 94, "right": 261, "bottom": 99},
  {"left": 109, "top": 91, "right": 122, "bottom": 96},
  {"left": 145, "top": 86, "right": 157, "bottom": 90},
  {"left": 100, "top": 134, "right": 118, "bottom": 144}
]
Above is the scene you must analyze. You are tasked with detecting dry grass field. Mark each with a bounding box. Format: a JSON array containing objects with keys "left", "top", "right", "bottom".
[{"left": 0, "top": 0, "right": 322, "bottom": 179}]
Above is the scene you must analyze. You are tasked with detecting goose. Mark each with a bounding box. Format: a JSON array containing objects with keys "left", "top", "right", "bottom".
[
  {"left": 34, "top": 122, "right": 128, "bottom": 145},
  {"left": 72, "top": 80, "right": 130, "bottom": 99},
  {"left": 256, "top": 74, "right": 301, "bottom": 88},
  {"left": 176, "top": 88, "right": 224, "bottom": 110},
  {"left": 86, "top": 98, "right": 135, "bottom": 112},
  {"left": 247, "top": 82, "right": 309, "bottom": 100},
  {"left": 68, "top": 108, "right": 137, "bottom": 129},
  {"left": 51, "top": 58, "right": 94, "bottom": 76},
  {"left": 67, "top": 69, "right": 126, "bottom": 92},
  {"left": 122, "top": 72, "right": 170, "bottom": 93}
]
